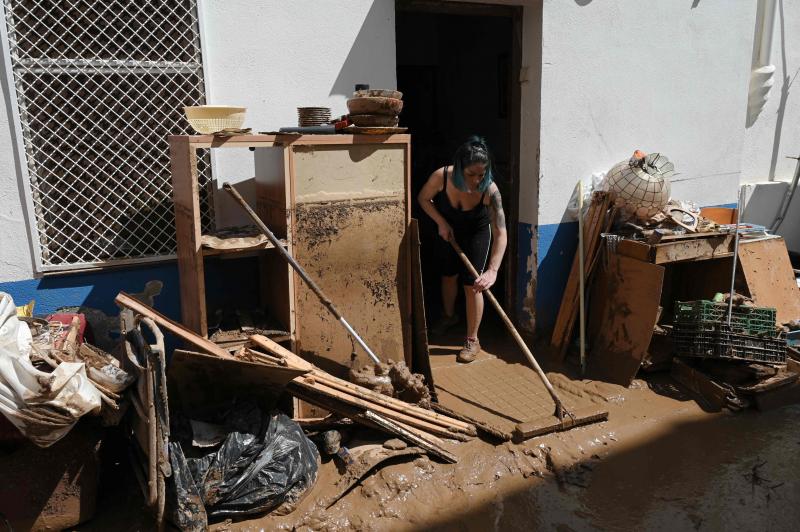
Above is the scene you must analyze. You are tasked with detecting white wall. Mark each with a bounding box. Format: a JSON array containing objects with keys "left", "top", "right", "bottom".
[
  {"left": 201, "top": 0, "right": 397, "bottom": 227},
  {"left": 741, "top": 0, "right": 800, "bottom": 183},
  {"left": 535, "top": 0, "right": 755, "bottom": 226},
  {"left": 0, "top": 55, "right": 36, "bottom": 282}
]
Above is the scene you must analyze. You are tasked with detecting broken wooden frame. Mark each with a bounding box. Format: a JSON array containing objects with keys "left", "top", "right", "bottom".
[{"left": 115, "top": 294, "right": 472, "bottom": 464}]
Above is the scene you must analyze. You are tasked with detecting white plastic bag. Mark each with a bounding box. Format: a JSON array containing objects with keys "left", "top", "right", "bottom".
[{"left": 0, "top": 292, "right": 102, "bottom": 447}]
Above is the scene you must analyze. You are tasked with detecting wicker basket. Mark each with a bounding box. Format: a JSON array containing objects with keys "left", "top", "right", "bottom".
[{"left": 184, "top": 105, "right": 246, "bottom": 134}]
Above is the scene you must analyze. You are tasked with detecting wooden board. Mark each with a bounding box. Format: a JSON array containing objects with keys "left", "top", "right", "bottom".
[
  {"left": 653, "top": 233, "right": 734, "bottom": 264},
  {"left": 167, "top": 349, "right": 306, "bottom": 413},
  {"left": 291, "top": 143, "right": 410, "bottom": 377},
  {"left": 551, "top": 192, "right": 611, "bottom": 357},
  {"left": 409, "top": 219, "right": 435, "bottom": 398},
  {"left": 737, "top": 237, "right": 800, "bottom": 325},
  {"left": 670, "top": 358, "right": 727, "bottom": 411},
  {"left": 169, "top": 138, "right": 206, "bottom": 336},
  {"left": 115, "top": 292, "right": 234, "bottom": 360},
  {"left": 587, "top": 254, "right": 664, "bottom": 386},
  {"left": 616, "top": 239, "right": 651, "bottom": 262}
]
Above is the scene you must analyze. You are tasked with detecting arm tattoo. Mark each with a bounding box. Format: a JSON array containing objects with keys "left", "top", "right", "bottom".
[{"left": 489, "top": 189, "right": 506, "bottom": 230}]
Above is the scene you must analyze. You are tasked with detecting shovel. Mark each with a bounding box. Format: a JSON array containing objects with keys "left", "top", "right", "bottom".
[
  {"left": 449, "top": 239, "right": 608, "bottom": 437},
  {"left": 223, "top": 183, "right": 382, "bottom": 365}
]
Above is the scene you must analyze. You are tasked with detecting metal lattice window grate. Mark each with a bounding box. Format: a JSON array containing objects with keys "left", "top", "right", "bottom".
[{"left": 3, "top": 0, "right": 214, "bottom": 270}]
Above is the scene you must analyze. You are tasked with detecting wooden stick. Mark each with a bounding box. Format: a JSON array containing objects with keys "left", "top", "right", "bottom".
[
  {"left": 309, "top": 371, "right": 475, "bottom": 434},
  {"left": 115, "top": 292, "right": 235, "bottom": 360},
  {"left": 363, "top": 410, "right": 457, "bottom": 464},
  {"left": 292, "top": 378, "right": 471, "bottom": 441},
  {"left": 450, "top": 239, "right": 571, "bottom": 420},
  {"left": 249, "top": 334, "right": 314, "bottom": 371},
  {"left": 287, "top": 384, "right": 448, "bottom": 448}
]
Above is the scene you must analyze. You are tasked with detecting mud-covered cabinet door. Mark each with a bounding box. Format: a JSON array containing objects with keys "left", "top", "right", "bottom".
[{"left": 290, "top": 141, "right": 411, "bottom": 377}]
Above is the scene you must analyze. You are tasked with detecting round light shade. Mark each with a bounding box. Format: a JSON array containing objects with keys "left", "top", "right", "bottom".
[{"left": 606, "top": 152, "right": 674, "bottom": 220}]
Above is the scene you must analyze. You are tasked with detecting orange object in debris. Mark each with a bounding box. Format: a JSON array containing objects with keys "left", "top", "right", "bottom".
[{"left": 633, "top": 149, "right": 647, "bottom": 159}]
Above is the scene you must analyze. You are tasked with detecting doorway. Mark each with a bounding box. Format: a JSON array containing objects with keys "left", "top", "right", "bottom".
[{"left": 396, "top": 0, "right": 522, "bottom": 325}]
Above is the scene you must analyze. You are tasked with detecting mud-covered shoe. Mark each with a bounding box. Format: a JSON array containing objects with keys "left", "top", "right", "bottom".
[
  {"left": 430, "top": 313, "right": 459, "bottom": 337},
  {"left": 457, "top": 337, "right": 480, "bottom": 363}
]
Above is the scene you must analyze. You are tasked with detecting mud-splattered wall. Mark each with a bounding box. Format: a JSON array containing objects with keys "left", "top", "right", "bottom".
[{"left": 291, "top": 144, "right": 409, "bottom": 377}]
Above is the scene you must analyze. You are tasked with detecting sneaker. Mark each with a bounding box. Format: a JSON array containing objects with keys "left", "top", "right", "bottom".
[
  {"left": 430, "top": 313, "right": 459, "bottom": 337},
  {"left": 457, "top": 337, "right": 480, "bottom": 363}
]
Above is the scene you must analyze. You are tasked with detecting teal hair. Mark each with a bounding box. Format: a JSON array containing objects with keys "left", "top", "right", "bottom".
[{"left": 451, "top": 135, "right": 494, "bottom": 192}]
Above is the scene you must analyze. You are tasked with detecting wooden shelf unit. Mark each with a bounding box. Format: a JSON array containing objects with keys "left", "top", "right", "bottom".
[{"left": 169, "top": 134, "right": 412, "bottom": 373}]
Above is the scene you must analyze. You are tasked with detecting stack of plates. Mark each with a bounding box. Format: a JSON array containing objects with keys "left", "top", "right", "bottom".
[{"left": 297, "top": 107, "right": 331, "bottom": 127}]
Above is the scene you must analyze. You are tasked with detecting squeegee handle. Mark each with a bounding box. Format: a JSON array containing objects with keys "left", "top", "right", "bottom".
[
  {"left": 223, "top": 183, "right": 381, "bottom": 364},
  {"left": 449, "top": 239, "right": 566, "bottom": 412}
]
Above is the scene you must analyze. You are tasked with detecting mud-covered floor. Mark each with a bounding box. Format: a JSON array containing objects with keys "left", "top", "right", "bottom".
[{"left": 81, "top": 326, "right": 800, "bottom": 532}]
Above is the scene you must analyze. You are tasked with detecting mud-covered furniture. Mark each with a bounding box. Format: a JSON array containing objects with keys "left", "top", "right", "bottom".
[{"left": 169, "top": 134, "right": 412, "bottom": 377}]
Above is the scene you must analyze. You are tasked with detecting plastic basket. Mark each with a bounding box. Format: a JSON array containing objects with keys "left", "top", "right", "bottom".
[
  {"left": 674, "top": 300, "right": 776, "bottom": 336},
  {"left": 673, "top": 322, "right": 786, "bottom": 364},
  {"left": 184, "top": 106, "right": 246, "bottom": 134}
]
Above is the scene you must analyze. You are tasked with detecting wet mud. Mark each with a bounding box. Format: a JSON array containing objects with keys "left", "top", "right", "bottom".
[{"left": 221, "top": 374, "right": 800, "bottom": 532}]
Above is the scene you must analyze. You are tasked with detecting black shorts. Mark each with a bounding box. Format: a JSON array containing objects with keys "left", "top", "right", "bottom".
[{"left": 436, "top": 223, "right": 492, "bottom": 286}]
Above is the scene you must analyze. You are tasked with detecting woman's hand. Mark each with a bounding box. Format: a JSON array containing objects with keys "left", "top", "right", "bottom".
[
  {"left": 473, "top": 268, "right": 497, "bottom": 292},
  {"left": 437, "top": 222, "right": 454, "bottom": 242}
]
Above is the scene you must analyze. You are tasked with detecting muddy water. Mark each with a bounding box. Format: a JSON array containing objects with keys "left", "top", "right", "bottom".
[{"left": 226, "top": 377, "right": 800, "bottom": 532}]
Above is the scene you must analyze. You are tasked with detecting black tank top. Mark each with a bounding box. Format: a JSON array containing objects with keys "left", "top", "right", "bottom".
[{"left": 434, "top": 166, "right": 491, "bottom": 231}]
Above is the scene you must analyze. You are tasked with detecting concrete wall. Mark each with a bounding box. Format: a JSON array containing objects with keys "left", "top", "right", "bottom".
[
  {"left": 528, "top": 0, "right": 756, "bottom": 333},
  {"left": 0, "top": 0, "right": 397, "bottom": 320},
  {"left": 741, "top": 0, "right": 800, "bottom": 183},
  {"left": 203, "top": 0, "right": 397, "bottom": 228}
]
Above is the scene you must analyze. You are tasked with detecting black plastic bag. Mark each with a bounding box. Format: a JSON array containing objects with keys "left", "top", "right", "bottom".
[{"left": 168, "top": 407, "right": 319, "bottom": 528}]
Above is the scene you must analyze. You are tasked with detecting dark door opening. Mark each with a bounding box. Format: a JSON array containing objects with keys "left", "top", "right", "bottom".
[{"left": 396, "top": 1, "right": 521, "bottom": 329}]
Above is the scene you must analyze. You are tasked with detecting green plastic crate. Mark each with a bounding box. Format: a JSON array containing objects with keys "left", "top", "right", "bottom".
[{"left": 673, "top": 300, "right": 777, "bottom": 336}]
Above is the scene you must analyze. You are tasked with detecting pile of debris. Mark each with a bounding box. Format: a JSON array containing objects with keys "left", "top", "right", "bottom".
[
  {"left": 670, "top": 294, "right": 797, "bottom": 411},
  {"left": 0, "top": 293, "right": 134, "bottom": 447},
  {"left": 114, "top": 292, "right": 472, "bottom": 529},
  {"left": 552, "top": 149, "right": 800, "bottom": 413}
]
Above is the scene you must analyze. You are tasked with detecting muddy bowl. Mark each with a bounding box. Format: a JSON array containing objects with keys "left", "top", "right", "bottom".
[
  {"left": 347, "top": 97, "right": 403, "bottom": 116},
  {"left": 348, "top": 114, "right": 400, "bottom": 127},
  {"left": 353, "top": 89, "right": 403, "bottom": 100}
]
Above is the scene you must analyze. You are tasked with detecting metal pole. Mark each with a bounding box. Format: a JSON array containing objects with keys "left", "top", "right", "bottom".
[
  {"left": 727, "top": 186, "right": 746, "bottom": 326},
  {"left": 577, "top": 181, "right": 586, "bottom": 375},
  {"left": 223, "top": 182, "right": 382, "bottom": 364}
]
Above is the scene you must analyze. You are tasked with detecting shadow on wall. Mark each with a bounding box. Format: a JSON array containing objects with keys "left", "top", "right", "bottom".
[
  {"left": 766, "top": 0, "right": 799, "bottom": 179},
  {"left": 329, "top": 0, "right": 397, "bottom": 97}
]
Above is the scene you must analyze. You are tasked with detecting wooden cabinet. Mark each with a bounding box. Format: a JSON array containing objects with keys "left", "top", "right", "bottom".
[{"left": 170, "top": 134, "right": 411, "bottom": 377}]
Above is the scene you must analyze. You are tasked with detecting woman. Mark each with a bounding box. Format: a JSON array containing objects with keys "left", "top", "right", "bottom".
[{"left": 417, "top": 136, "right": 507, "bottom": 363}]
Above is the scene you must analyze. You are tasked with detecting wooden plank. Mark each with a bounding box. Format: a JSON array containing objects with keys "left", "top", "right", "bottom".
[
  {"left": 409, "top": 219, "right": 436, "bottom": 399},
  {"left": 586, "top": 254, "right": 664, "bottom": 386},
  {"left": 167, "top": 349, "right": 308, "bottom": 412},
  {"left": 670, "top": 358, "right": 727, "bottom": 411},
  {"left": 616, "top": 239, "right": 652, "bottom": 262},
  {"left": 169, "top": 138, "right": 206, "bottom": 336},
  {"left": 514, "top": 405, "right": 608, "bottom": 439},
  {"left": 175, "top": 133, "right": 413, "bottom": 149},
  {"left": 115, "top": 292, "right": 234, "bottom": 360},
  {"left": 737, "top": 237, "right": 800, "bottom": 325},
  {"left": 653, "top": 233, "right": 734, "bottom": 264},
  {"left": 551, "top": 192, "right": 611, "bottom": 357},
  {"left": 550, "top": 195, "right": 600, "bottom": 351},
  {"left": 291, "top": 377, "right": 468, "bottom": 440},
  {"left": 363, "top": 411, "right": 457, "bottom": 464},
  {"left": 287, "top": 383, "right": 453, "bottom": 450}
]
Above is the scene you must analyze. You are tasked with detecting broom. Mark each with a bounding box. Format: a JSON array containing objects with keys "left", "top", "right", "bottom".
[{"left": 449, "top": 239, "right": 608, "bottom": 438}]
